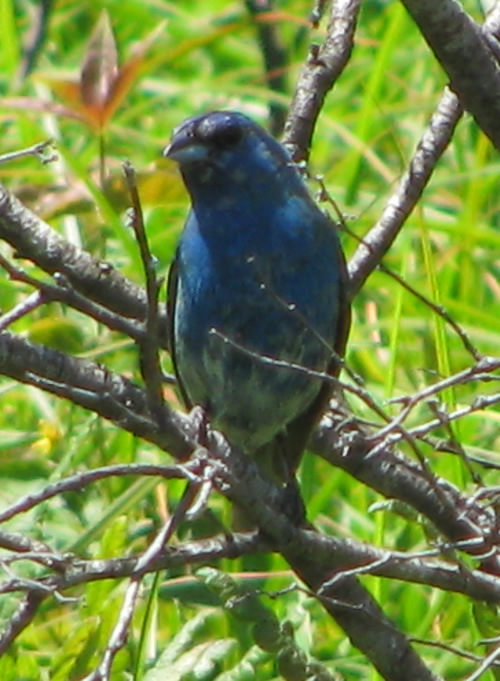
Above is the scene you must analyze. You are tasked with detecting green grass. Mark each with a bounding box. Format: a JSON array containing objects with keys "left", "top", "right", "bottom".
[{"left": 0, "top": 1, "right": 499, "bottom": 679}]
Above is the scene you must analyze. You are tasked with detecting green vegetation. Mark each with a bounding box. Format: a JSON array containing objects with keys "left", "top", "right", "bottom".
[{"left": 0, "top": 1, "right": 499, "bottom": 679}]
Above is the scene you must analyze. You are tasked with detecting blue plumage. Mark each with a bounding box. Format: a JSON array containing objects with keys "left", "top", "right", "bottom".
[{"left": 165, "top": 111, "right": 350, "bottom": 484}]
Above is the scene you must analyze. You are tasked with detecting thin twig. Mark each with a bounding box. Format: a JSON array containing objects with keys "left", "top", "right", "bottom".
[
  {"left": 82, "top": 577, "right": 141, "bottom": 681},
  {"left": 0, "top": 139, "right": 57, "bottom": 165},
  {"left": 0, "top": 463, "right": 195, "bottom": 524},
  {"left": 320, "top": 176, "right": 483, "bottom": 362},
  {"left": 462, "top": 640, "right": 500, "bottom": 681},
  {"left": 0, "top": 290, "right": 46, "bottom": 330},
  {"left": 123, "top": 161, "right": 168, "bottom": 426},
  {"left": 0, "top": 254, "right": 146, "bottom": 340},
  {"left": 378, "top": 263, "right": 482, "bottom": 361},
  {"left": 82, "top": 482, "right": 201, "bottom": 681},
  {"left": 376, "top": 357, "right": 500, "bottom": 440},
  {"left": 411, "top": 637, "right": 500, "bottom": 669},
  {"left": 0, "top": 591, "right": 46, "bottom": 656}
]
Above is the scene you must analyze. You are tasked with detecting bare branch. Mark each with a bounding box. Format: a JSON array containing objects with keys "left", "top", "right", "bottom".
[
  {"left": 0, "top": 181, "right": 156, "bottom": 323},
  {"left": 0, "top": 591, "right": 45, "bottom": 657},
  {"left": 283, "top": 0, "right": 360, "bottom": 161},
  {"left": 0, "top": 139, "right": 57, "bottom": 165},
  {"left": 312, "top": 409, "right": 500, "bottom": 575},
  {"left": 348, "top": 86, "right": 462, "bottom": 295},
  {"left": 348, "top": 1, "right": 500, "bottom": 292},
  {"left": 192, "top": 435, "right": 442, "bottom": 681},
  {"left": 0, "top": 254, "right": 146, "bottom": 340},
  {"left": 0, "top": 290, "right": 46, "bottom": 330},
  {"left": 0, "top": 463, "right": 193, "bottom": 523},
  {"left": 400, "top": 0, "right": 500, "bottom": 150},
  {"left": 462, "top": 640, "right": 500, "bottom": 681},
  {"left": 4, "top": 524, "right": 500, "bottom": 605},
  {"left": 0, "top": 331, "right": 193, "bottom": 456},
  {"left": 123, "top": 161, "right": 168, "bottom": 425},
  {"left": 82, "top": 486, "right": 199, "bottom": 681},
  {"left": 83, "top": 578, "right": 142, "bottom": 681}
]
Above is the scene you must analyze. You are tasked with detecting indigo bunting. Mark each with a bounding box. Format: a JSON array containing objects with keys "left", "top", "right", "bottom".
[{"left": 164, "top": 111, "right": 350, "bottom": 493}]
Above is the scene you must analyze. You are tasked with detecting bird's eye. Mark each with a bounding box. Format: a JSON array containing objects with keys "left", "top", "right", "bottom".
[{"left": 209, "top": 123, "right": 243, "bottom": 149}]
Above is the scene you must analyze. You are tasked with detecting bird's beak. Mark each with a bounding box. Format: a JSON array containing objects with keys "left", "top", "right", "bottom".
[{"left": 163, "top": 133, "right": 209, "bottom": 165}]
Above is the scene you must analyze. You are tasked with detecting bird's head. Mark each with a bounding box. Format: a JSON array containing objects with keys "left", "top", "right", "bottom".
[{"left": 163, "top": 111, "right": 306, "bottom": 200}]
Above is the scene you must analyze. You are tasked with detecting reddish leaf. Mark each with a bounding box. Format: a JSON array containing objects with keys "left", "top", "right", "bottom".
[
  {"left": 80, "top": 10, "right": 119, "bottom": 128},
  {"left": 3, "top": 12, "right": 165, "bottom": 133},
  {"left": 99, "top": 21, "right": 166, "bottom": 128}
]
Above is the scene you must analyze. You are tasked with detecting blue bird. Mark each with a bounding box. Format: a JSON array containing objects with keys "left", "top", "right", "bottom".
[{"left": 164, "top": 111, "right": 350, "bottom": 497}]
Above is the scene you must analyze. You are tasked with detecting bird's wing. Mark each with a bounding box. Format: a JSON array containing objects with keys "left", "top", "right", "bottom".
[
  {"left": 332, "top": 240, "right": 352, "bottom": 369},
  {"left": 277, "top": 234, "right": 352, "bottom": 478},
  {"left": 166, "top": 252, "right": 192, "bottom": 409}
]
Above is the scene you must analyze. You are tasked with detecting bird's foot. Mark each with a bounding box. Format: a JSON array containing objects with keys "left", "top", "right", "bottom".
[{"left": 188, "top": 405, "right": 210, "bottom": 447}]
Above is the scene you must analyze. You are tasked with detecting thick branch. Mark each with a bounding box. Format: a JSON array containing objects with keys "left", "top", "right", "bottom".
[
  {"left": 283, "top": 0, "right": 360, "bottom": 161},
  {"left": 3, "top": 524, "right": 500, "bottom": 606},
  {"left": 400, "top": 0, "right": 500, "bottom": 150},
  {"left": 0, "top": 181, "right": 155, "bottom": 322},
  {"left": 312, "top": 408, "right": 500, "bottom": 575},
  {"left": 205, "top": 437, "right": 441, "bottom": 681},
  {"left": 1, "top": 328, "right": 497, "bottom": 576},
  {"left": 0, "top": 331, "right": 192, "bottom": 458}
]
